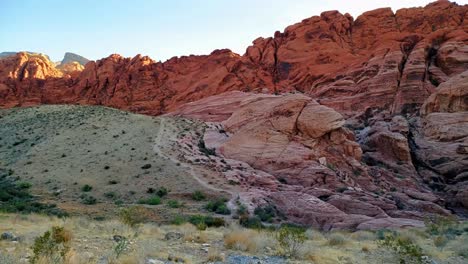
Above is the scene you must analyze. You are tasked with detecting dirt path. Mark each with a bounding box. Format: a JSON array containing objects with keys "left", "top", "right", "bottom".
[{"left": 153, "top": 118, "right": 233, "bottom": 196}]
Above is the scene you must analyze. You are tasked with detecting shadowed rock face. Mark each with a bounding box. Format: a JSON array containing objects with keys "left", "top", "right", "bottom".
[{"left": 0, "top": 1, "right": 467, "bottom": 228}]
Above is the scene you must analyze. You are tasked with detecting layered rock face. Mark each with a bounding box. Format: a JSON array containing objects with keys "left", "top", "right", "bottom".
[
  {"left": 170, "top": 91, "right": 452, "bottom": 229},
  {"left": 0, "top": 1, "right": 466, "bottom": 117}
]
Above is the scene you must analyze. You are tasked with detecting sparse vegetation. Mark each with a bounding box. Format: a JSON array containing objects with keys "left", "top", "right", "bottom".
[
  {"left": 31, "top": 226, "right": 72, "bottom": 263},
  {"left": 138, "top": 195, "right": 161, "bottom": 205},
  {"left": 167, "top": 199, "right": 183, "bottom": 208},
  {"left": 239, "top": 215, "right": 263, "bottom": 229},
  {"left": 187, "top": 215, "right": 226, "bottom": 230},
  {"left": 192, "top": 190, "right": 206, "bottom": 201},
  {"left": 156, "top": 187, "right": 169, "bottom": 197},
  {"left": 378, "top": 232, "right": 423, "bottom": 264},
  {"left": 254, "top": 204, "right": 277, "bottom": 222},
  {"left": 205, "top": 198, "right": 231, "bottom": 215},
  {"left": 275, "top": 225, "right": 306, "bottom": 258},
  {"left": 80, "top": 194, "right": 97, "bottom": 205},
  {"left": 119, "top": 206, "right": 151, "bottom": 227},
  {"left": 81, "top": 184, "right": 93, "bottom": 192},
  {"left": 0, "top": 175, "right": 66, "bottom": 216}
]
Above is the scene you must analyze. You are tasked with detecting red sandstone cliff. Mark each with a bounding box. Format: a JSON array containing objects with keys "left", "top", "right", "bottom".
[{"left": 0, "top": 1, "right": 467, "bottom": 116}]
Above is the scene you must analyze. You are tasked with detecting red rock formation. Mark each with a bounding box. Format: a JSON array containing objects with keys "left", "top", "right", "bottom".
[
  {"left": 170, "top": 91, "right": 451, "bottom": 229},
  {"left": 0, "top": 1, "right": 466, "bottom": 116}
]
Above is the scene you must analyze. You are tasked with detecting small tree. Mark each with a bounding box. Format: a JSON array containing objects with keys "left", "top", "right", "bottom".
[{"left": 275, "top": 225, "right": 306, "bottom": 258}]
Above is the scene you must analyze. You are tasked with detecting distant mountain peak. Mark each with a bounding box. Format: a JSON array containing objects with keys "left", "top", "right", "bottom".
[{"left": 61, "top": 52, "right": 90, "bottom": 66}]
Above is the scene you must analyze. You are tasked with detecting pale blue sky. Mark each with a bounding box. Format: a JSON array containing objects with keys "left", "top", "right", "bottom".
[{"left": 1, "top": 0, "right": 466, "bottom": 62}]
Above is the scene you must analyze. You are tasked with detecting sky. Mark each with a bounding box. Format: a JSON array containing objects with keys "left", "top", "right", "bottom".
[{"left": 1, "top": 0, "right": 467, "bottom": 62}]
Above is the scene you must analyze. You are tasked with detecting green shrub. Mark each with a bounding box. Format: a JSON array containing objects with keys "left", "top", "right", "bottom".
[
  {"left": 104, "top": 191, "right": 117, "bottom": 199},
  {"left": 205, "top": 198, "right": 231, "bottom": 215},
  {"left": 192, "top": 190, "right": 206, "bottom": 201},
  {"left": 119, "top": 206, "right": 150, "bottom": 227},
  {"left": 275, "top": 225, "right": 306, "bottom": 258},
  {"left": 31, "top": 226, "right": 71, "bottom": 263},
  {"left": 171, "top": 215, "right": 187, "bottom": 225},
  {"left": 81, "top": 184, "right": 92, "bottom": 192},
  {"left": 156, "top": 187, "right": 169, "bottom": 197},
  {"left": 425, "top": 215, "right": 460, "bottom": 237},
  {"left": 17, "top": 181, "right": 32, "bottom": 189},
  {"left": 167, "top": 200, "right": 183, "bottom": 208},
  {"left": 378, "top": 233, "right": 423, "bottom": 264},
  {"left": 236, "top": 202, "right": 248, "bottom": 217},
  {"left": 239, "top": 216, "right": 263, "bottom": 229},
  {"left": 114, "top": 237, "right": 129, "bottom": 259},
  {"left": 0, "top": 175, "right": 66, "bottom": 216},
  {"left": 80, "top": 195, "right": 97, "bottom": 205},
  {"left": 138, "top": 196, "right": 161, "bottom": 205},
  {"left": 327, "top": 233, "right": 347, "bottom": 246},
  {"left": 254, "top": 205, "right": 277, "bottom": 222},
  {"left": 188, "top": 215, "right": 225, "bottom": 228}
]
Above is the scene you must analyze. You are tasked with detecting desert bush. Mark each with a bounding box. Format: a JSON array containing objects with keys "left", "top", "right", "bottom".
[
  {"left": 17, "top": 181, "right": 32, "bottom": 189},
  {"left": 205, "top": 198, "right": 231, "bottom": 215},
  {"left": 275, "top": 225, "right": 306, "bottom": 258},
  {"left": 236, "top": 201, "right": 248, "bottom": 217},
  {"left": 239, "top": 215, "right": 263, "bottom": 229},
  {"left": 0, "top": 175, "right": 66, "bottom": 216},
  {"left": 119, "top": 206, "right": 150, "bottom": 227},
  {"left": 433, "top": 235, "right": 448, "bottom": 248},
  {"left": 188, "top": 214, "right": 225, "bottom": 228},
  {"left": 171, "top": 215, "right": 186, "bottom": 225},
  {"left": 254, "top": 204, "right": 277, "bottom": 222},
  {"left": 156, "top": 187, "right": 169, "bottom": 198},
  {"left": 192, "top": 190, "right": 206, "bottom": 201},
  {"left": 31, "top": 226, "right": 72, "bottom": 264},
  {"left": 81, "top": 184, "right": 92, "bottom": 192},
  {"left": 207, "top": 248, "right": 225, "bottom": 262},
  {"left": 138, "top": 196, "right": 161, "bottom": 205},
  {"left": 224, "top": 229, "right": 260, "bottom": 253},
  {"left": 167, "top": 200, "right": 183, "bottom": 208},
  {"left": 425, "top": 215, "right": 460, "bottom": 237},
  {"left": 104, "top": 191, "right": 117, "bottom": 199},
  {"left": 377, "top": 232, "right": 423, "bottom": 264},
  {"left": 80, "top": 195, "right": 97, "bottom": 205},
  {"left": 114, "top": 237, "right": 129, "bottom": 259},
  {"left": 326, "top": 233, "right": 347, "bottom": 246}
]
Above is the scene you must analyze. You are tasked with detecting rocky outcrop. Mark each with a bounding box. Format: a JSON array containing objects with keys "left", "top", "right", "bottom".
[
  {"left": 170, "top": 91, "right": 448, "bottom": 230},
  {"left": 0, "top": 1, "right": 466, "bottom": 116}
]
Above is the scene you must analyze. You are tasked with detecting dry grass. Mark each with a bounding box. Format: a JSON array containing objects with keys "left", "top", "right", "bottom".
[
  {"left": 223, "top": 227, "right": 275, "bottom": 254},
  {"left": 207, "top": 248, "right": 225, "bottom": 262},
  {"left": 1, "top": 213, "right": 468, "bottom": 264}
]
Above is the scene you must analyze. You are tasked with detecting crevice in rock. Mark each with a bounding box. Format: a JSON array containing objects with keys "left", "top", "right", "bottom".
[
  {"left": 292, "top": 101, "right": 309, "bottom": 136},
  {"left": 393, "top": 14, "right": 402, "bottom": 32},
  {"left": 407, "top": 123, "right": 446, "bottom": 192}
]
